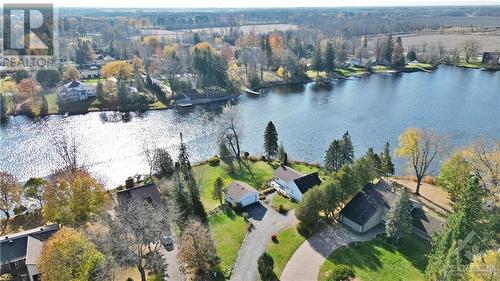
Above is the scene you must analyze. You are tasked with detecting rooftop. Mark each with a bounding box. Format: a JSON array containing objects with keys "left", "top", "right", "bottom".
[
  {"left": 273, "top": 165, "right": 304, "bottom": 182},
  {"left": 225, "top": 180, "right": 258, "bottom": 201}
]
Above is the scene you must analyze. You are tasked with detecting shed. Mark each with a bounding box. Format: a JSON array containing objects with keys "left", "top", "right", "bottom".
[{"left": 224, "top": 180, "right": 259, "bottom": 207}]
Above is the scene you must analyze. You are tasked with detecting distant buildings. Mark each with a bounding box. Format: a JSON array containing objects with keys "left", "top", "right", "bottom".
[
  {"left": 482, "top": 52, "right": 500, "bottom": 65},
  {"left": 58, "top": 80, "right": 96, "bottom": 102},
  {"left": 0, "top": 224, "right": 59, "bottom": 281}
]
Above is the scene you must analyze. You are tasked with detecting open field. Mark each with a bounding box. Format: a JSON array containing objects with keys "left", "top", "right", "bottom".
[
  {"left": 369, "top": 32, "right": 500, "bottom": 53},
  {"left": 319, "top": 237, "right": 430, "bottom": 281}
]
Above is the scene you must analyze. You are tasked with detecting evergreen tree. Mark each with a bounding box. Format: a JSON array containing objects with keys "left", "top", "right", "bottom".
[
  {"left": 325, "top": 139, "right": 343, "bottom": 172},
  {"left": 257, "top": 252, "right": 278, "bottom": 281},
  {"left": 152, "top": 148, "right": 175, "bottom": 178},
  {"left": 96, "top": 82, "right": 105, "bottom": 103},
  {"left": 174, "top": 179, "right": 190, "bottom": 229},
  {"left": 382, "top": 34, "right": 394, "bottom": 65},
  {"left": 178, "top": 133, "right": 191, "bottom": 174},
  {"left": 340, "top": 131, "right": 354, "bottom": 166},
  {"left": 213, "top": 177, "right": 225, "bottom": 205},
  {"left": 186, "top": 174, "right": 208, "bottom": 224},
  {"left": 263, "top": 121, "right": 279, "bottom": 159},
  {"left": 407, "top": 50, "right": 417, "bottom": 62},
  {"left": 0, "top": 94, "right": 7, "bottom": 121},
  {"left": 392, "top": 36, "right": 405, "bottom": 68},
  {"left": 312, "top": 44, "right": 324, "bottom": 76},
  {"left": 325, "top": 42, "right": 335, "bottom": 74},
  {"left": 277, "top": 143, "right": 288, "bottom": 165},
  {"left": 193, "top": 33, "right": 201, "bottom": 45},
  {"left": 385, "top": 188, "right": 412, "bottom": 244},
  {"left": 366, "top": 147, "right": 382, "bottom": 177},
  {"left": 381, "top": 142, "right": 395, "bottom": 177},
  {"left": 219, "top": 142, "right": 234, "bottom": 166},
  {"left": 116, "top": 79, "right": 129, "bottom": 110}
]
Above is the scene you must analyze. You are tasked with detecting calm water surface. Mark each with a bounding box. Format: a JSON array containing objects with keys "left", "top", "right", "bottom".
[{"left": 1, "top": 66, "right": 499, "bottom": 187}]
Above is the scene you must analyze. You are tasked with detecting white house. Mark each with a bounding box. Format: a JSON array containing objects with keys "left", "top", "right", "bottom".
[
  {"left": 80, "top": 66, "right": 100, "bottom": 79},
  {"left": 0, "top": 224, "right": 59, "bottom": 281},
  {"left": 224, "top": 180, "right": 259, "bottom": 208},
  {"left": 59, "top": 80, "right": 96, "bottom": 102},
  {"left": 272, "top": 165, "right": 322, "bottom": 202}
]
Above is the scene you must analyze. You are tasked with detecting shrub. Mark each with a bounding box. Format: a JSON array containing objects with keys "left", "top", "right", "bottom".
[
  {"left": 246, "top": 222, "right": 253, "bottom": 232},
  {"left": 147, "top": 274, "right": 162, "bottom": 281},
  {"left": 260, "top": 155, "right": 267, "bottom": 161},
  {"left": 13, "top": 205, "right": 27, "bottom": 215},
  {"left": 327, "top": 264, "right": 355, "bottom": 281},
  {"left": 126, "top": 278, "right": 134, "bottom": 281},
  {"left": 260, "top": 187, "right": 275, "bottom": 195},
  {"left": 259, "top": 195, "right": 266, "bottom": 200},
  {"left": 277, "top": 204, "right": 286, "bottom": 213},
  {"left": 244, "top": 152, "right": 250, "bottom": 158},
  {"left": 208, "top": 156, "right": 220, "bottom": 167}
]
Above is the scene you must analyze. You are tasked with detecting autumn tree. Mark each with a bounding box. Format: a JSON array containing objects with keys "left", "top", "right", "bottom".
[
  {"left": 213, "top": 177, "right": 225, "bottom": 205},
  {"left": 178, "top": 219, "right": 218, "bottom": 278},
  {"left": 461, "top": 138, "right": 499, "bottom": 192},
  {"left": 462, "top": 39, "right": 481, "bottom": 63},
  {"left": 42, "top": 169, "right": 109, "bottom": 226},
  {"left": 385, "top": 188, "right": 412, "bottom": 244},
  {"left": 0, "top": 172, "right": 22, "bottom": 222},
  {"left": 396, "top": 128, "right": 447, "bottom": 195},
  {"left": 263, "top": 121, "right": 279, "bottom": 159},
  {"left": 467, "top": 250, "right": 500, "bottom": 281},
  {"left": 62, "top": 65, "right": 81, "bottom": 81},
  {"left": 102, "top": 61, "right": 133, "bottom": 80},
  {"left": 38, "top": 227, "right": 104, "bottom": 281},
  {"left": 17, "top": 78, "right": 40, "bottom": 99}
]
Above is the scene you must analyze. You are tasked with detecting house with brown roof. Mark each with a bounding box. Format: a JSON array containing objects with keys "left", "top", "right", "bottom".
[
  {"left": 224, "top": 180, "right": 259, "bottom": 208},
  {"left": 272, "top": 165, "right": 322, "bottom": 202}
]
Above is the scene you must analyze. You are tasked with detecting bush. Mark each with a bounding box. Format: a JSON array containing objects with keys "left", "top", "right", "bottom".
[
  {"left": 260, "top": 187, "right": 275, "bottom": 195},
  {"left": 208, "top": 156, "right": 220, "bottom": 167},
  {"left": 244, "top": 152, "right": 250, "bottom": 158},
  {"left": 259, "top": 194, "right": 266, "bottom": 200},
  {"left": 246, "top": 221, "right": 253, "bottom": 232},
  {"left": 126, "top": 278, "right": 134, "bottom": 281},
  {"left": 327, "top": 264, "right": 355, "bottom": 281},
  {"left": 13, "top": 205, "right": 27, "bottom": 215},
  {"left": 277, "top": 204, "right": 286, "bottom": 213},
  {"left": 260, "top": 155, "right": 267, "bottom": 162},
  {"left": 147, "top": 274, "right": 162, "bottom": 281}
]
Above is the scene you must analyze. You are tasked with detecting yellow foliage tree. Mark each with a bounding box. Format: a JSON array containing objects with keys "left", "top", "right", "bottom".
[
  {"left": 38, "top": 227, "right": 104, "bottom": 281},
  {"left": 42, "top": 169, "right": 109, "bottom": 226},
  {"left": 467, "top": 250, "right": 500, "bottom": 281},
  {"left": 192, "top": 42, "right": 212, "bottom": 52},
  {"left": 101, "top": 61, "right": 133, "bottom": 80},
  {"left": 277, "top": 66, "right": 285, "bottom": 78}
]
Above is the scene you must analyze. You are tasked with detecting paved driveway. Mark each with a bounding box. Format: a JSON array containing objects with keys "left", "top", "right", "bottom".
[
  {"left": 230, "top": 199, "right": 296, "bottom": 281},
  {"left": 280, "top": 223, "right": 381, "bottom": 281}
]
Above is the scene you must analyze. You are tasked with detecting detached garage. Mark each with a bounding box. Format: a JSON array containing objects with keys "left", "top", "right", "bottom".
[{"left": 224, "top": 180, "right": 259, "bottom": 207}]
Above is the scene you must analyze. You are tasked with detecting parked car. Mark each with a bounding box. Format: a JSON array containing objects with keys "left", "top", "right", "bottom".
[{"left": 161, "top": 235, "right": 174, "bottom": 251}]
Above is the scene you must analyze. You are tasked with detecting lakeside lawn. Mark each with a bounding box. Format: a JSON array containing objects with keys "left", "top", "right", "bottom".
[
  {"left": 82, "top": 78, "right": 102, "bottom": 85},
  {"left": 209, "top": 208, "right": 247, "bottom": 278},
  {"left": 405, "top": 63, "right": 433, "bottom": 70},
  {"left": 371, "top": 65, "right": 397, "bottom": 73},
  {"left": 267, "top": 226, "right": 306, "bottom": 277},
  {"left": 44, "top": 93, "right": 58, "bottom": 114},
  {"left": 318, "top": 237, "right": 430, "bottom": 281},
  {"left": 271, "top": 194, "right": 297, "bottom": 212},
  {"left": 194, "top": 161, "right": 275, "bottom": 210}
]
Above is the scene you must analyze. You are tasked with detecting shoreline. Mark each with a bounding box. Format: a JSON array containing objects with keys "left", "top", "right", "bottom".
[{"left": 1, "top": 63, "right": 494, "bottom": 119}]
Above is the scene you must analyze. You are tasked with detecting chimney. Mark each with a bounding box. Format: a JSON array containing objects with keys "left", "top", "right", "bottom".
[{"left": 125, "top": 177, "right": 134, "bottom": 189}]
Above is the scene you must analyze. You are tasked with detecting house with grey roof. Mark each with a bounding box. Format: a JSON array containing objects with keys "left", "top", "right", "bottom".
[
  {"left": 116, "top": 180, "right": 162, "bottom": 207},
  {"left": 339, "top": 179, "right": 443, "bottom": 240},
  {"left": 272, "top": 165, "right": 322, "bottom": 202},
  {"left": 58, "top": 80, "right": 96, "bottom": 103},
  {"left": 0, "top": 224, "right": 59, "bottom": 281},
  {"left": 224, "top": 180, "right": 259, "bottom": 208}
]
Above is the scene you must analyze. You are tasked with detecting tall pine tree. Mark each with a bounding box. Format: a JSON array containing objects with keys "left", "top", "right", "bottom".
[
  {"left": 381, "top": 142, "right": 395, "bottom": 177},
  {"left": 263, "top": 121, "right": 279, "bottom": 159},
  {"left": 366, "top": 147, "right": 382, "bottom": 177},
  {"left": 312, "top": 44, "right": 323, "bottom": 76},
  {"left": 340, "top": 131, "right": 354, "bottom": 166},
  {"left": 325, "top": 42, "right": 335, "bottom": 74},
  {"left": 325, "top": 139, "right": 343, "bottom": 172},
  {"left": 385, "top": 188, "right": 412, "bottom": 244}
]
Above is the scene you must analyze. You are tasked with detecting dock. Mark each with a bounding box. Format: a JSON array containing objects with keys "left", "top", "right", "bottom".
[{"left": 245, "top": 88, "right": 260, "bottom": 95}]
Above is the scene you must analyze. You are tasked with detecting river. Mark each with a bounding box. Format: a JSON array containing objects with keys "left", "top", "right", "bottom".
[{"left": 1, "top": 65, "right": 499, "bottom": 187}]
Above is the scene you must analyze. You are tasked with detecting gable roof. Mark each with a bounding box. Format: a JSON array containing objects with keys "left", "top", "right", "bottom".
[
  {"left": 225, "top": 180, "right": 258, "bottom": 201},
  {"left": 0, "top": 224, "right": 59, "bottom": 264},
  {"left": 339, "top": 179, "right": 396, "bottom": 225},
  {"left": 294, "top": 172, "right": 322, "bottom": 194},
  {"left": 273, "top": 165, "right": 304, "bottom": 182},
  {"left": 64, "top": 80, "right": 84, "bottom": 89},
  {"left": 116, "top": 182, "right": 162, "bottom": 206},
  {"left": 411, "top": 208, "right": 444, "bottom": 237}
]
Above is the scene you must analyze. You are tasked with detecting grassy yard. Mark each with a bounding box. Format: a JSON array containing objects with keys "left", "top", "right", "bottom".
[
  {"left": 44, "top": 93, "right": 58, "bottom": 114},
  {"left": 209, "top": 208, "right": 247, "bottom": 278},
  {"left": 267, "top": 226, "right": 306, "bottom": 277},
  {"left": 405, "top": 63, "right": 433, "bottom": 70},
  {"left": 318, "top": 237, "right": 430, "bottom": 281},
  {"left": 271, "top": 194, "right": 297, "bottom": 212},
  {"left": 290, "top": 162, "right": 320, "bottom": 174},
  {"left": 194, "top": 161, "right": 275, "bottom": 210},
  {"left": 82, "top": 78, "right": 102, "bottom": 85},
  {"left": 455, "top": 61, "right": 485, "bottom": 69},
  {"left": 371, "top": 65, "right": 397, "bottom": 73}
]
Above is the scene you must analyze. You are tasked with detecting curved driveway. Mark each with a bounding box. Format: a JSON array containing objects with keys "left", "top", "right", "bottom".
[{"left": 280, "top": 223, "right": 380, "bottom": 281}]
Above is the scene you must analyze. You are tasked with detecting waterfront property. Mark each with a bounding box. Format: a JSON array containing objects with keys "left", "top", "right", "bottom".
[
  {"left": 116, "top": 179, "right": 162, "bottom": 207},
  {"left": 224, "top": 180, "right": 259, "bottom": 208},
  {"left": 58, "top": 80, "right": 96, "bottom": 103},
  {"left": 339, "top": 180, "right": 443, "bottom": 240},
  {"left": 272, "top": 165, "right": 322, "bottom": 202},
  {"left": 0, "top": 224, "right": 59, "bottom": 281},
  {"left": 482, "top": 52, "right": 500, "bottom": 65}
]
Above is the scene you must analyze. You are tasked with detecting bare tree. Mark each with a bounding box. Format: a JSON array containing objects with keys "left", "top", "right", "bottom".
[
  {"left": 0, "top": 172, "right": 22, "bottom": 234},
  {"left": 90, "top": 198, "right": 171, "bottom": 281},
  {"left": 52, "top": 135, "right": 82, "bottom": 172},
  {"left": 462, "top": 138, "right": 499, "bottom": 192},
  {"left": 142, "top": 142, "right": 156, "bottom": 178},
  {"left": 396, "top": 128, "right": 448, "bottom": 195},
  {"left": 462, "top": 39, "right": 481, "bottom": 63}
]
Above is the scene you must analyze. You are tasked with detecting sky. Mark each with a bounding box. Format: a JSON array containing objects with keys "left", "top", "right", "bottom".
[{"left": 3, "top": 0, "right": 500, "bottom": 9}]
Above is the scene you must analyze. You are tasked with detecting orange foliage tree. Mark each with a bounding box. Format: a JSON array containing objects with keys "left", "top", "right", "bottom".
[{"left": 101, "top": 61, "right": 133, "bottom": 80}]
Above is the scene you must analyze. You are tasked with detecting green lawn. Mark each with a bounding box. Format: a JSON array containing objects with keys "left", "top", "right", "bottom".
[
  {"left": 290, "top": 162, "right": 320, "bottom": 174},
  {"left": 405, "top": 63, "right": 433, "bottom": 70},
  {"left": 82, "top": 78, "right": 102, "bottom": 85},
  {"left": 209, "top": 209, "right": 247, "bottom": 278},
  {"left": 271, "top": 194, "right": 297, "bottom": 212},
  {"left": 194, "top": 161, "right": 275, "bottom": 210},
  {"left": 44, "top": 93, "right": 58, "bottom": 114},
  {"left": 371, "top": 65, "right": 397, "bottom": 73},
  {"left": 318, "top": 237, "right": 430, "bottom": 281},
  {"left": 267, "top": 226, "right": 306, "bottom": 277}
]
